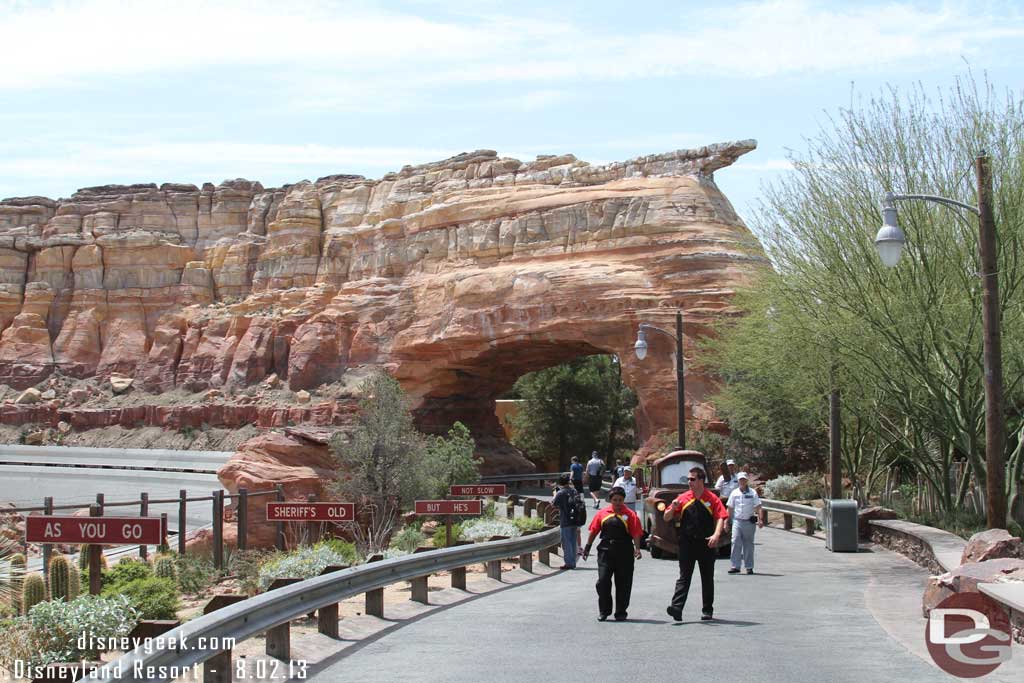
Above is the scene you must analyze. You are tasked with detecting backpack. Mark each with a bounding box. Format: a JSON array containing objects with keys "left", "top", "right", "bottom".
[{"left": 568, "top": 489, "right": 588, "bottom": 527}]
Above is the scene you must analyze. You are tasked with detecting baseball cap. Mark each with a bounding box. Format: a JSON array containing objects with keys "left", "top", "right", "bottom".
[
  {"left": 623, "top": 466, "right": 632, "bottom": 472},
  {"left": 726, "top": 459, "right": 736, "bottom": 466},
  {"left": 736, "top": 472, "right": 749, "bottom": 480}
]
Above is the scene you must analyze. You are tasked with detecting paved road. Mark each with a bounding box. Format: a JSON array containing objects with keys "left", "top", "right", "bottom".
[
  {"left": 307, "top": 527, "right": 1024, "bottom": 682},
  {"left": 0, "top": 444, "right": 232, "bottom": 472}
]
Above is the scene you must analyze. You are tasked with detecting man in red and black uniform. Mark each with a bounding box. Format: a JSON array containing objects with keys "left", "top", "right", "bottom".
[
  {"left": 582, "top": 486, "right": 643, "bottom": 621},
  {"left": 663, "top": 466, "right": 728, "bottom": 622}
]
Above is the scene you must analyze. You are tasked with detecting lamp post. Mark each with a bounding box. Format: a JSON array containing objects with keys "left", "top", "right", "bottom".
[
  {"left": 873, "top": 153, "right": 1006, "bottom": 529},
  {"left": 634, "top": 310, "right": 686, "bottom": 450}
]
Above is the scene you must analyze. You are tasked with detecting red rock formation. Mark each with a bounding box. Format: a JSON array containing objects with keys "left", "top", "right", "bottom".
[
  {"left": 923, "top": 558, "right": 1024, "bottom": 616},
  {"left": 962, "top": 528, "right": 1024, "bottom": 564},
  {"left": 0, "top": 142, "right": 767, "bottom": 441}
]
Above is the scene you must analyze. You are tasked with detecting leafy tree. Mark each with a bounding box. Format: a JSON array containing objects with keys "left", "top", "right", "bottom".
[
  {"left": 508, "top": 355, "right": 637, "bottom": 468},
  {"left": 424, "top": 422, "right": 481, "bottom": 495}
]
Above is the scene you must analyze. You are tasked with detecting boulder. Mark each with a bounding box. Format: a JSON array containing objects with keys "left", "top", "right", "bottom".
[
  {"left": 15, "top": 387, "right": 41, "bottom": 404},
  {"left": 858, "top": 506, "right": 899, "bottom": 539},
  {"left": 57, "top": 420, "right": 71, "bottom": 434},
  {"left": 40, "top": 389, "right": 56, "bottom": 400},
  {"left": 109, "top": 373, "right": 133, "bottom": 394},
  {"left": 295, "top": 389, "right": 311, "bottom": 404},
  {"left": 923, "top": 558, "right": 1024, "bottom": 617},
  {"left": 962, "top": 528, "right": 1024, "bottom": 564},
  {"left": 23, "top": 430, "right": 45, "bottom": 445}
]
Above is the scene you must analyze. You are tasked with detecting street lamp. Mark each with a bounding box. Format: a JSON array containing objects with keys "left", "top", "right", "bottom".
[
  {"left": 873, "top": 153, "right": 1006, "bottom": 529},
  {"left": 634, "top": 310, "right": 686, "bottom": 450}
]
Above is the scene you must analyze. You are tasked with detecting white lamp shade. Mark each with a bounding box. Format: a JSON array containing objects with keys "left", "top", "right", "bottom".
[
  {"left": 874, "top": 225, "right": 906, "bottom": 268},
  {"left": 634, "top": 335, "right": 648, "bottom": 360}
]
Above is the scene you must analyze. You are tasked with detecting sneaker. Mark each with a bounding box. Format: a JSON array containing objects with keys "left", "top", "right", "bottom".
[
  {"left": 598, "top": 613, "right": 610, "bottom": 622},
  {"left": 746, "top": 569, "right": 754, "bottom": 575},
  {"left": 614, "top": 613, "right": 627, "bottom": 621},
  {"left": 701, "top": 612, "right": 714, "bottom": 621},
  {"left": 727, "top": 568, "right": 740, "bottom": 574},
  {"left": 666, "top": 606, "right": 682, "bottom": 622},
  {"left": 558, "top": 564, "right": 571, "bottom": 570}
]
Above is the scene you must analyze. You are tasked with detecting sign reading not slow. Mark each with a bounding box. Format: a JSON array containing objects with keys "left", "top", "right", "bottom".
[
  {"left": 266, "top": 502, "right": 355, "bottom": 522},
  {"left": 450, "top": 484, "right": 507, "bottom": 496},
  {"left": 26, "top": 516, "right": 163, "bottom": 545},
  {"left": 415, "top": 500, "right": 482, "bottom": 515}
]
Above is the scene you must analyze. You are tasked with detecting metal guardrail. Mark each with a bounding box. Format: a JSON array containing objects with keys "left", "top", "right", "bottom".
[
  {"left": 479, "top": 472, "right": 559, "bottom": 483},
  {"left": 97, "top": 525, "right": 561, "bottom": 681},
  {"left": 760, "top": 499, "right": 820, "bottom": 536}
]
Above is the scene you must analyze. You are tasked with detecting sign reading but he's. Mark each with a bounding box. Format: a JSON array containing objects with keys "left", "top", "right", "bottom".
[
  {"left": 414, "top": 500, "right": 483, "bottom": 515},
  {"left": 25, "top": 516, "right": 163, "bottom": 545}
]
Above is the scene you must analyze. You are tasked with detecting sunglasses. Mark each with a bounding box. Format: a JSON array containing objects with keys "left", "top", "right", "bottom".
[{"left": 687, "top": 477, "right": 698, "bottom": 481}]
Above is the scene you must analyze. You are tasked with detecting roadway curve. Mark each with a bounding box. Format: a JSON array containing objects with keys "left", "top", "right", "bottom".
[{"left": 307, "top": 528, "right": 1024, "bottom": 682}]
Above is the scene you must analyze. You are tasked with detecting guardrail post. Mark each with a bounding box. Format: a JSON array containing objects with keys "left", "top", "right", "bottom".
[
  {"left": 139, "top": 492, "right": 149, "bottom": 560},
  {"left": 366, "top": 588, "right": 384, "bottom": 617},
  {"left": 486, "top": 559, "right": 502, "bottom": 581},
  {"left": 536, "top": 500, "right": 550, "bottom": 523},
  {"left": 759, "top": 509, "right": 768, "bottom": 526},
  {"left": 212, "top": 490, "right": 224, "bottom": 570},
  {"left": 804, "top": 518, "right": 815, "bottom": 536},
  {"left": 539, "top": 545, "right": 551, "bottom": 565},
  {"left": 202, "top": 594, "right": 247, "bottom": 683},
  {"left": 178, "top": 489, "right": 187, "bottom": 555},
  {"left": 783, "top": 513, "right": 793, "bottom": 530},
  {"left": 519, "top": 551, "right": 533, "bottom": 573},
  {"left": 505, "top": 499, "right": 514, "bottom": 518},
  {"left": 237, "top": 488, "right": 248, "bottom": 551},
  {"left": 316, "top": 565, "right": 348, "bottom": 638},
  {"left": 42, "top": 496, "right": 52, "bottom": 583},
  {"left": 275, "top": 484, "right": 285, "bottom": 551},
  {"left": 88, "top": 504, "right": 102, "bottom": 595},
  {"left": 410, "top": 547, "right": 432, "bottom": 604},
  {"left": 264, "top": 578, "right": 301, "bottom": 660},
  {"left": 451, "top": 565, "right": 467, "bottom": 590}
]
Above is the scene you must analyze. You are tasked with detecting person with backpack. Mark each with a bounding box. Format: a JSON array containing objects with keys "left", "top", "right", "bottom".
[
  {"left": 584, "top": 451, "right": 606, "bottom": 508},
  {"left": 582, "top": 486, "right": 643, "bottom": 621},
  {"left": 552, "top": 474, "right": 584, "bottom": 569}
]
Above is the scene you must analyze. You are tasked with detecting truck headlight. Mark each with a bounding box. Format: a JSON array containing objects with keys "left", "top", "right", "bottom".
[{"left": 656, "top": 502, "right": 666, "bottom": 512}]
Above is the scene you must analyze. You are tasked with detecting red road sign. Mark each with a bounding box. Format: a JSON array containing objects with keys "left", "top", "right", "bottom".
[
  {"left": 266, "top": 502, "right": 355, "bottom": 522},
  {"left": 26, "top": 516, "right": 163, "bottom": 545},
  {"left": 450, "top": 484, "right": 507, "bottom": 496},
  {"left": 415, "top": 500, "right": 483, "bottom": 515}
]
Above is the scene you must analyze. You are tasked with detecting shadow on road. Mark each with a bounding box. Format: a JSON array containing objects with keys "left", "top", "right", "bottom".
[{"left": 697, "top": 618, "right": 761, "bottom": 627}]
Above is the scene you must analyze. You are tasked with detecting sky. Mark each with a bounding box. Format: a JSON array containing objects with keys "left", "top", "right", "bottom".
[{"left": 1, "top": 0, "right": 1023, "bottom": 222}]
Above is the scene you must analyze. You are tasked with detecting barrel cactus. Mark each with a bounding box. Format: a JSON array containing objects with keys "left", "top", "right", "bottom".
[
  {"left": 68, "top": 562, "right": 81, "bottom": 599},
  {"left": 154, "top": 556, "right": 177, "bottom": 582},
  {"left": 9, "top": 553, "right": 26, "bottom": 614},
  {"left": 48, "top": 554, "right": 73, "bottom": 601},
  {"left": 22, "top": 573, "right": 46, "bottom": 613}
]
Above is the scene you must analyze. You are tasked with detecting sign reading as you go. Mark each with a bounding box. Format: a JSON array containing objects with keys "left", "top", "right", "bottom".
[
  {"left": 414, "top": 500, "right": 483, "bottom": 516},
  {"left": 25, "top": 516, "right": 163, "bottom": 545},
  {"left": 266, "top": 502, "right": 356, "bottom": 522},
  {"left": 450, "top": 484, "right": 507, "bottom": 496}
]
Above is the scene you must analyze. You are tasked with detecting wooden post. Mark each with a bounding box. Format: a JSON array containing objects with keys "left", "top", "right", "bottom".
[
  {"left": 804, "top": 518, "right": 815, "bottom": 536},
  {"left": 365, "top": 588, "right": 384, "bottom": 617},
  {"left": 445, "top": 517, "right": 453, "bottom": 547},
  {"left": 160, "top": 512, "right": 169, "bottom": 550},
  {"left": 519, "top": 552, "right": 533, "bottom": 573},
  {"left": 305, "top": 493, "right": 320, "bottom": 546},
  {"left": 275, "top": 484, "right": 286, "bottom": 551},
  {"left": 316, "top": 565, "right": 348, "bottom": 638},
  {"left": 539, "top": 546, "right": 550, "bottom": 566},
  {"left": 88, "top": 504, "right": 102, "bottom": 596},
  {"left": 486, "top": 559, "right": 502, "bottom": 581},
  {"left": 95, "top": 493, "right": 104, "bottom": 515},
  {"left": 212, "top": 490, "right": 224, "bottom": 570},
  {"left": 178, "top": 489, "right": 187, "bottom": 555},
  {"left": 139, "top": 492, "right": 149, "bottom": 560},
  {"left": 783, "top": 513, "right": 793, "bottom": 530},
  {"left": 202, "top": 594, "right": 247, "bottom": 683},
  {"left": 451, "top": 565, "right": 467, "bottom": 590},
  {"left": 237, "top": 488, "right": 248, "bottom": 551},
  {"left": 42, "top": 496, "right": 52, "bottom": 583}
]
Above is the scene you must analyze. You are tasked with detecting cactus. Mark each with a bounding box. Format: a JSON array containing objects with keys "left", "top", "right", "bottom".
[
  {"left": 9, "top": 553, "right": 26, "bottom": 614},
  {"left": 78, "top": 545, "right": 88, "bottom": 570},
  {"left": 48, "top": 554, "right": 72, "bottom": 601},
  {"left": 68, "top": 562, "right": 81, "bottom": 599},
  {"left": 154, "top": 556, "right": 177, "bottom": 583},
  {"left": 22, "top": 573, "right": 46, "bottom": 613}
]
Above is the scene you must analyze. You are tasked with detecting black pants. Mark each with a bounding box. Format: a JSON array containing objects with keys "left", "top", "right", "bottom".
[
  {"left": 596, "top": 541, "right": 635, "bottom": 617},
  {"left": 671, "top": 535, "right": 715, "bottom": 615},
  {"left": 573, "top": 480, "right": 584, "bottom": 494}
]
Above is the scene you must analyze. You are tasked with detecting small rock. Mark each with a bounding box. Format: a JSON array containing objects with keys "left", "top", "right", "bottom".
[
  {"left": 203, "top": 389, "right": 224, "bottom": 402},
  {"left": 40, "top": 389, "right": 56, "bottom": 400},
  {"left": 962, "top": 528, "right": 1024, "bottom": 564},
  {"left": 858, "top": 506, "right": 898, "bottom": 539},
  {"left": 295, "top": 390, "right": 311, "bottom": 404},
  {"left": 57, "top": 421, "right": 71, "bottom": 434},
  {"left": 263, "top": 373, "right": 280, "bottom": 389},
  {"left": 15, "top": 388, "right": 41, "bottom": 404},
  {"left": 109, "top": 374, "right": 133, "bottom": 394},
  {"left": 23, "top": 430, "right": 45, "bottom": 445},
  {"left": 68, "top": 388, "right": 89, "bottom": 404}
]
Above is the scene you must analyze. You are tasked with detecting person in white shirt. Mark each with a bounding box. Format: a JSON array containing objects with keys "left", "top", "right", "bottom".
[
  {"left": 585, "top": 452, "right": 606, "bottom": 508},
  {"left": 714, "top": 459, "right": 739, "bottom": 499},
  {"left": 612, "top": 466, "right": 639, "bottom": 513},
  {"left": 726, "top": 472, "right": 763, "bottom": 574}
]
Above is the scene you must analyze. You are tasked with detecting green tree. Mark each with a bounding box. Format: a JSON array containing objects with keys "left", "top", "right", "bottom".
[
  {"left": 424, "top": 421, "right": 481, "bottom": 495},
  {"left": 509, "top": 355, "right": 637, "bottom": 468}
]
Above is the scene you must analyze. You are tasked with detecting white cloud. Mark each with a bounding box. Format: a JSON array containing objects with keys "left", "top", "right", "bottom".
[{"left": 1, "top": 0, "right": 1021, "bottom": 92}]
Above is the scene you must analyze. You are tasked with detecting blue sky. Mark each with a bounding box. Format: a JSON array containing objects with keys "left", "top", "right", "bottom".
[{"left": 1, "top": 0, "right": 1023, "bottom": 221}]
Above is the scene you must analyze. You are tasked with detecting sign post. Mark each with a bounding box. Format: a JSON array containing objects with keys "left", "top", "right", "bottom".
[{"left": 414, "top": 500, "right": 483, "bottom": 547}]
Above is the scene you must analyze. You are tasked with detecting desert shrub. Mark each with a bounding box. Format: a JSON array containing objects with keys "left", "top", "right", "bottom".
[
  {"left": 764, "top": 473, "right": 823, "bottom": 501},
  {"left": 104, "top": 558, "right": 152, "bottom": 590},
  {"left": 381, "top": 548, "right": 410, "bottom": 560},
  {"left": 389, "top": 526, "right": 426, "bottom": 553},
  {"left": 175, "top": 555, "right": 217, "bottom": 594},
  {"left": 257, "top": 545, "right": 355, "bottom": 591},
  {"left": 512, "top": 517, "right": 545, "bottom": 533},
  {"left": 112, "top": 577, "right": 179, "bottom": 620},
  {"left": 431, "top": 522, "right": 463, "bottom": 548},
  {"left": 228, "top": 550, "right": 275, "bottom": 597},
  {"left": 314, "top": 539, "right": 361, "bottom": 566},
  {"left": 460, "top": 518, "right": 521, "bottom": 542}
]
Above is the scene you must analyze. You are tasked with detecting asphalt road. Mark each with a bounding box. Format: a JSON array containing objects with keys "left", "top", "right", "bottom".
[{"left": 307, "top": 527, "right": 1024, "bottom": 683}]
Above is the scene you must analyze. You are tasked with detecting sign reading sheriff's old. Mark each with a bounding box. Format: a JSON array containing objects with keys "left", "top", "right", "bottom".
[
  {"left": 449, "top": 484, "right": 507, "bottom": 496},
  {"left": 26, "top": 516, "right": 163, "bottom": 545},
  {"left": 266, "top": 502, "right": 356, "bottom": 522},
  {"left": 414, "top": 500, "right": 483, "bottom": 515}
]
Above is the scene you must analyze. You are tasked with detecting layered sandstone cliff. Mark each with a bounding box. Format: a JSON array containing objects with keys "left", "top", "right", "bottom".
[{"left": 0, "top": 142, "right": 768, "bottom": 438}]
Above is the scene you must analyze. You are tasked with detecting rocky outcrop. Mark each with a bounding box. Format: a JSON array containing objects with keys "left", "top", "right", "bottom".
[
  {"left": 0, "top": 142, "right": 766, "bottom": 440},
  {"left": 923, "top": 558, "right": 1024, "bottom": 616},
  {"left": 962, "top": 528, "right": 1024, "bottom": 564}
]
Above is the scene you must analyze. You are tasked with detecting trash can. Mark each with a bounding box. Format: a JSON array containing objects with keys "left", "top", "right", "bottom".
[{"left": 825, "top": 499, "right": 859, "bottom": 552}]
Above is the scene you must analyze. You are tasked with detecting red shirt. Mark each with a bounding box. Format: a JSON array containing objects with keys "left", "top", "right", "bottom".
[
  {"left": 588, "top": 505, "right": 643, "bottom": 539},
  {"left": 670, "top": 489, "right": 729, "bottom": 520}
]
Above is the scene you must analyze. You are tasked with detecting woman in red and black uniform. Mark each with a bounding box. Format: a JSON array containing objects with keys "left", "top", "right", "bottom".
[
  {"left": 663, "top": 466, "right": 728, "bottom": 622},
  {"left": 581, "top": 486, "right": 643, "bottom": 621}
]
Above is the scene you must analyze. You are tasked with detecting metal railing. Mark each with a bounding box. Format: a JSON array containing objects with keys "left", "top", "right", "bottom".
[
  {"left": 97, "top": 524, "right": 561, "bottom": 682},
  {"left": 759, "top": 499, "right": 820, "bottom": 536}
]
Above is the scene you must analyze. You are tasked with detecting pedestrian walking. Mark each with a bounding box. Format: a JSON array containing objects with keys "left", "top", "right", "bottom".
[
  {"left": 663, "top": 466, "right": 728, "bottom": 622},
  {"left": 570, "top": 456, "right": 585, "bottom": 494},
  {"left": 727, "top": 472, "right": 763, "bottom": 574},
  {"left": 585, "top": 451, "right": 605, "bottom": 508},
  {"left": 611, "top": 466, "right": 640, "bottom": 514},
  {"left": 552, "top": 474, "right": 584, "bottom": 569},
  {"left": 582, "top": 486, "right": 642, "bottom": 621}
]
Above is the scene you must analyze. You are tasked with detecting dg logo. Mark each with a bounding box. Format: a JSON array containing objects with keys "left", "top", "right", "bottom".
[{"left": 926, "top": 592, "right": 1012, "bottom": 678}]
